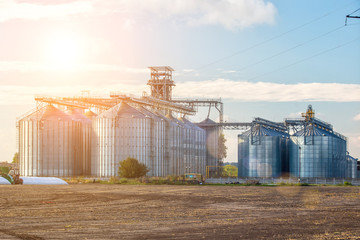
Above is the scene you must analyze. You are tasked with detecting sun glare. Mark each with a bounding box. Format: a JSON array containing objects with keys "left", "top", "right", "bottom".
[{"left": 46, "top": 35, "right": 80, "bottom": 70}]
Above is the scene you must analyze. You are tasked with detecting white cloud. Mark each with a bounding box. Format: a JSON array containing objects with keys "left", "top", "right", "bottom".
[
  {"left": 2, "top": 77, "right": 360, "bottom": 105},
  {"left": 353, "top": 114, "right": 360, "bottom": 121},
  {"left": 173, "top": 79, "right": 360, "bottom": 102},
  {"left": 286, "top": 112, "right": 303, "bottom": 118},
  {"left": 0, "top": 0, "right": 94, "bottom": 22},
  {"left": 0, "top": 0, "right": 277, "bottom": 30}
]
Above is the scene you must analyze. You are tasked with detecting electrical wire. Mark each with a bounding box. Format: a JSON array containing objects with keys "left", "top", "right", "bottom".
[
  {"left": 247, "top": 36, "right": 360, "bottom": 81},
  {"left": 347, "top": 7, "right": 360, "bottom": 16},
  {"left": 235, "top": 25, "right": 346, "bottom": 72},
  {"left": 176, "top": 0, "right": 358, "bottom": 79}
]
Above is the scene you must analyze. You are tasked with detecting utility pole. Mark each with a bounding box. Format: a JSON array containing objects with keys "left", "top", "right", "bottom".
[{"left": 345, "top": 8, "right": 360, "bottom": 25}]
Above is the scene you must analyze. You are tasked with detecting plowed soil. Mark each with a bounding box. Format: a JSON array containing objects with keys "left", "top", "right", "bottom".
[{"left": 0, "top": 184, "right": 359, "bottom": 239}]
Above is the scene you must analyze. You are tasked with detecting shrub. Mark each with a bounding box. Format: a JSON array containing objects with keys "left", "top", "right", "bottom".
[
  {"left": 299, "top": 182, "right": 310, "bottom": 186},
  {"left": 344, "top": 181, "right": 352, "bottom": 186},
  {"left": 118, "top": 157, "right": 149, "bottom": 178},
  {"left": 244, "top": 180, "right": 260, "bottom": 186}
]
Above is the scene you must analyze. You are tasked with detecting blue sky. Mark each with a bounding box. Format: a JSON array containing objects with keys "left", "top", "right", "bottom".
[{"left": 0, "top": 0, "right": 359, "bottom": 162}]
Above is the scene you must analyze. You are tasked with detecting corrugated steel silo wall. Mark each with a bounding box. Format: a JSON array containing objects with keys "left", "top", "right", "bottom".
[
  {"left": 238, "top": 134, "right": 288, "bottom": 178},
  {"left": 289, "top": 135, "right": 347, "bottom": 178},
  {"left": 81, "top": 120, "right": 92, "bottom": 176},
  {"left": 205, "top": 127, "right": 220, "bottom": 177},
  {"left": 351, "top": 158, "right": 357, "bottom": 179},
  {"left": 249, "top": 136, "right": 283, "bottom": 178},
  {"left": 93, "top": 117, "right": 152, "bottom": 177},
  {"left": 197, "top": 127, "right": 207, "bottom": 176},
  {"left": 238, "top": 136, "right": 249, "bottom": 177},
  {"left": 181, "top": 119, "right": 206, "bottom": 176},
  {"left": 19, "top": 117, "right": 82, "bottom": 177}
]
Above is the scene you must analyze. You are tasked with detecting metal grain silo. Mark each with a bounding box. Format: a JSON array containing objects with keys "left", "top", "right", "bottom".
[
  {"left": 166, "top": 114, "right": 185, "bottom": 176},
  {"left": 238, "top": 119, "right": 289, "bottom": 178},
  {"left": 18, "top": 105, "right": 81, "bottom": 177},
  {"left": 66, "top": 108, "right": 94, "bottom": 176},
  {"left": 93, "top": 102, "right": 151, "bottom": 177},
  {"left": 156, "top": 112, "right": 180, "bottom": 176},
  {"left": 198, "top": 118, "right": 220, "bottom": 177},
  {"left": 136, "top": 106, "right": 166, "bottom": 177},
  {"left": 289, "top": 125, "right": 347, "bottom": 178},
  {"left": 346, "top": 155, "right": 357, "bottom": 179},
  {"left": 180, "top": 118, "right": 206, "bottom": 175},
  {"left": 177, "top": 117, "right": 193, "bottom": 175}
]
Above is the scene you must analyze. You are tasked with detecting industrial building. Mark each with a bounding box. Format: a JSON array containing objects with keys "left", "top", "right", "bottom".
[
  {"left": 238, "top": 105, "right": 358, "bottom": 179},
  {"left": 17, "top": 67, "right": 221, "bottom": 178},
  {"left": 17, "top": 66, "right": 358, "bottom": 180}
]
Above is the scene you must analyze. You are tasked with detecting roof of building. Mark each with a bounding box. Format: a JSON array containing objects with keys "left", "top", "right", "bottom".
[
  {"left": 240, "top": 125, "right": 289, "bottom": 137},
  {"left": 98, "top": 101, "right": 146, "bottom": 119},
  {"left": 199, "top": 118, "right": 217, "bottom": 124},
  {"left": 84, "top": 110, "right": 97, "bottom": 119},
  {"left": 292, "top": 125, "right": 342, "bottom": 139},
  {"left": 21, "top": 105, "right": 71, "bottom": 121},
  {"left": 66, "top": 108, "right": 91, "bottom": 122}
]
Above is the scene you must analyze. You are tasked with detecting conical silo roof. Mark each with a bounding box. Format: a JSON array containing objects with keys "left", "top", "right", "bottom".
[
  {"left": 181, "top": 117, "right": 204, "bottom": 131},
  {"left": 292, "top": 125, "right": 337, "bottom": 138},
  {"left": 167, "top": 114, "right": 185, "bottom": 128},
  {"left": 136, "top": 106, "right": 161, "bottom": 121},
  {"left": 84, "top": 109, "right": 97, "bottom": 119},
  {"left": 98, "top": 101, "right": 146, "bottom": 119},
  {"left": 66, "top": 108, "right": 91, "bottom": 123},
  {"left": 199, "top": 118, "right": 217, "bottom": 124},
  {"left": 22, "top": 105, "right": 71, "bottom": 121},
  {"left": 156, "top": 112, "right": 178, "bottom": 127},
  {"left": 177, "top": 117, "right": 192, "bottom": 129},
  {"left": 240, "top": 125, "right": 289, "bottom": 137}
]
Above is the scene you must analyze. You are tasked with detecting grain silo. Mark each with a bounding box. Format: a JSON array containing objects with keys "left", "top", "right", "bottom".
[
  {"left": 238, "top": 118, "right": 289, "bottom": 178},
  {"left": 92, "top": 101, "right": 152, "bottom": 177},
  {"left": 199, "top": 118, "right": 220, "bottom": 177},
  {"left": 18, "top": 105, "right": 81, "bottom": 177},
  {"left": 167, "top": 114, "right": 186, "bottom": 175},
  {"left": 66, "top": 108, "right": 93, "bottom": 176},
  {"left": 288, "top": 106, "right": 348, "bottom": 178},
  {"left": 289, "top": 126, "right": 347, "bottom": 178},
  {"left": 346, "top": 155, "right": 357, "bottom": 179},
  {"left": 136, "top": 106, "right": 166, "bottom": 176},
  {"left": 180, "top": 117, "right": 207, "bottom": 175},
  {"left": 156, "top": 112, "right": 181, "bottom": 176}
]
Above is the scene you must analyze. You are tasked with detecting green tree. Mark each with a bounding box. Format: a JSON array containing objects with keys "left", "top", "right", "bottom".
[
  {"left": 222, "top": 165, "right": 238, "bottom": 177},
  {"left": 118, "top": 157, "right": 149, "bottom": 178},
  {"left": 12, "top": 152, "right": 19, "bottom": 164},
  {"left": 218, "top": 133, "right": 227, "bottom": 159}
]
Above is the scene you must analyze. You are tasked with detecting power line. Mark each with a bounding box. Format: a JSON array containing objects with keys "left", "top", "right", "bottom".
[
  {"left": 176, "top": 0, "right": 357, "bottom": 79},
  {"left": 247, "top": 36, "right": 360, "bottom": 81},
  {"left": 235, "top": 25, "right": 346, "bottom": 72}
]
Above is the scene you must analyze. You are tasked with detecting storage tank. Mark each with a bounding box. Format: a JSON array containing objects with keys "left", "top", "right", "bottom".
[
  {"left": 198, "top": 118, "right": 220, "bottom": 177},
  {"left": 180, "top": 118, "right": 206, "bottom": 175},
  {"left": 346, "top": 155, "right": 357, "bottom": 179},
  {"left": 136, "top": 106, "right": 166, "bottom": 177},
  {"left": 238, "top": 123, "right": 289, "bottom": 178},
  {"left": 18, "top": 105, "right": 81, "bottom": 177},
  {"left": 156, "top": 112, "right": 181, "bottom": 176},
  {"left": 66, "top": 108, "right": 95, "bottom": 176},
  {"left": 289, "top": 125, "right": 347, "bottom": 178},
  {"left": 167, "top": 114, "right": 186, "bottom": 176},
  {"left": 177, "top": 117, "right": 193, "bottom": 175},
  {"left": 93, "top": 102, "right": 151, "bottom": 177}
]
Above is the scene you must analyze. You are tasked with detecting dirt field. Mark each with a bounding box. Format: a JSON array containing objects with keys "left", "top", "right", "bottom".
[{"left": 0, "top": 184, "right": 360, "bottom": 240}]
